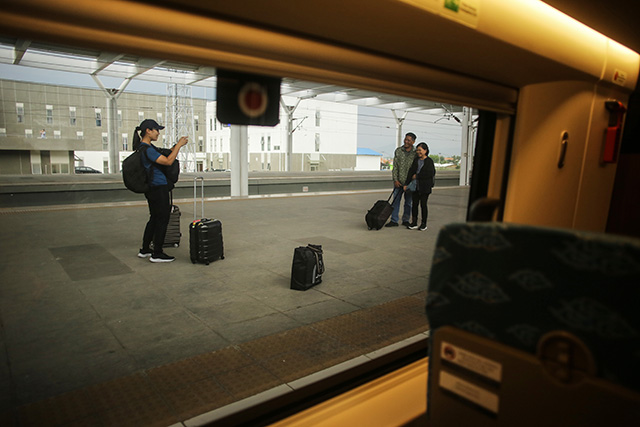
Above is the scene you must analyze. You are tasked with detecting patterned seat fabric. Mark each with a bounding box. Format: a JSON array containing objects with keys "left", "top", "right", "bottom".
[{"left": 426, "top": 222, "right": 640, "bottom": 392}]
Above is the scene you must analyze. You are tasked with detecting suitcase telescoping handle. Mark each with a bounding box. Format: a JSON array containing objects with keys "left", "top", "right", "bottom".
[
  {"left": 193, "top": 176, "right": 205, "bottom": 221},
  {"left": 388, "top": 188, "right": 400, "bottom": 204}
]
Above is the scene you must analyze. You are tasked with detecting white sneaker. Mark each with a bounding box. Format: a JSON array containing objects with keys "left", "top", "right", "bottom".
[{"left": 418, "top": 224, "right": 428, "bottom": 231}]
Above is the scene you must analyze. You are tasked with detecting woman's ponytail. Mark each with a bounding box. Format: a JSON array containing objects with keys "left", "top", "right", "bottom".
[{"left": 132, "top": 127, "right": 141, "bottom": 150}]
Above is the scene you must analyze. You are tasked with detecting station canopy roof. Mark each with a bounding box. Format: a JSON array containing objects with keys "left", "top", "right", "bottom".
[{"left": 0, "top": 38, "right": 464, "bottom": 118}]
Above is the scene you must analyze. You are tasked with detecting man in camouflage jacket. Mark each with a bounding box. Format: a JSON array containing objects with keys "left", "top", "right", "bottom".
[{"left": 387, "top": 132, "right": 417, "bottom": 227}]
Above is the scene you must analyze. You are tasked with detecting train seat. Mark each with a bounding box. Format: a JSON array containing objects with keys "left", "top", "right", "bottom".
[{"left": 425, "top": 222, "right": 640, "bottom": 426}]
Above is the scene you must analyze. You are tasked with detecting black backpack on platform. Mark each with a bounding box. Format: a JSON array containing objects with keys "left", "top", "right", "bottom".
[{"left": 290, "top": 244, "right": 325, "bottom": 291}]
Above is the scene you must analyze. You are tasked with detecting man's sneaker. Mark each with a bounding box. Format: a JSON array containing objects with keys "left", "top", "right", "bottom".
[
  {"left": 150, "top": 252, "right": 175, "bottom": 263},
  {"left": 418, "top": 224, "right": 428, "bottom": 231},
  {"left": 138, "top": 248, "right": 153, "bottom": 258},
  {"left": 385, "top": 221, "right": 399, "bottom": 227},
  {"left": 408, "top": 223, "right": 419, "bottom": 230},
  {"left": 402, "top": 221, "right": 411, "bottom": 227}
]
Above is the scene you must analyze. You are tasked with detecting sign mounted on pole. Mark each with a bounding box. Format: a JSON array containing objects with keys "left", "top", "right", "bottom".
[{"left": 216, "top": 69, "right": 281, "bottom": 126}]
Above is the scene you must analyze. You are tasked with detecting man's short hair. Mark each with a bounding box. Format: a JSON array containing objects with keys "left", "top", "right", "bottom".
[{"left": 405, "top": 132, "right": 417, "bottom": 141}]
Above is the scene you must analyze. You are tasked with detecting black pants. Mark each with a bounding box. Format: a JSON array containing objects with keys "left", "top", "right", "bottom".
[
  {"left": 143, "top": 185, "right": 170, "bottom": 255},
  {"left": 411, "top": 191, "right": 431, "bottom": 226}
]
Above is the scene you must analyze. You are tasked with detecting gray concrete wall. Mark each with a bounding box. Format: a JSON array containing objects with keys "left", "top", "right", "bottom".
[{"left": 0, "top": 170, "right": 461, "bottom": 207}]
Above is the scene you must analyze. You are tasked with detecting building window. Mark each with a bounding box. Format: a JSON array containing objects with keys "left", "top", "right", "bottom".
[
  {"left": 267, "top": 136, "right": 271, "bottom": 151},
  {"left": 52, "top": 163, "right": 70, "bottom": 174},
  {"left": 274, "top": 145, "right": 280, "bottom": 151},
  {"left": 16, "top": 103, "right": 24, "bottom": 123},
  {"left": 54, "top": 130, "right": 61, "bottom": 139},
  {"left": 103, "top": 160, "right": 109, "bottom": 173},
  {"left": 77, "top": 131, "right": 84, "bottom": 140},
  {"left": 46, "top": 105, "right": 54, "bottom": 124},
  {"left": 117, "top": 110, "right": 123, "bottom": 127},
  {"left": 69, "top": 107, "right": 77, "bottom": 126},
  {"left": 102, "top": 133, "right": 109, "bottom": 150},
  {"left": 315, "top": 133, "right": 320, "bottom": 152},
  {"left": 39, "top": 129, "right": 46, "bottom": 139},
  {"left": 198, "top": 136, "right": 204, "bottom": 152},
  {"left": 157, "top": 113, "right": 163, "bottom": 125},
  {"left": 95, "top": 109, "right": 102, "bottom": 127},
  {"left": 214, "top": 119, "right": 217, "bottom": 131},
  {"left": 316, "top": 110, "right": 321, "bottom": 127},
  {"left": 194, "top": 115, "right": 199, "bottom": 131},
  {"left": 25, "top": 129, "right": 33, "bottom": 138},
  {"left": 122, "top": 133, "right": 128, "bottom": 151},
  {"left": 138, "top": 111, "right": 144, "bottom": 122},
  {"left": 261, "top": 136, "right": 265, "bottom": 151},
  {"left": 210, "top": 118, "right": 213, "bottom": 131},
  {"left": 0, "top": 128, "right": 6, "bottom": 137}
]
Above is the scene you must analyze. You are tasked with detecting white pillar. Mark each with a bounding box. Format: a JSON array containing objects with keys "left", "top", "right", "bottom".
[
  {"left": 230, "top": 125, "right": 249, "bottom": 197},
  {"left": 459, "top": 106, "right": 473, "bottom": 186},
  {"left": 107, "top": 96, "right": 119, "bottom": 173},
  {"left": 91, "top": 74, "right": 130, "bottom": 174}
]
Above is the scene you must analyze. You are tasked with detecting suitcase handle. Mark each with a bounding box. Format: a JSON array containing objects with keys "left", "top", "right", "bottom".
[
  {"left": 193, "top": 176, "right": 205, "bottom": 221},
  {"left": 388, "top": 188, "right": 400, "bottom": 204}
]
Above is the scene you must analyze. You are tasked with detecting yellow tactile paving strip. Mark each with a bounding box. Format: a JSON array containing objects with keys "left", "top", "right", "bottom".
[{"left": 4, "top": 292, "right": 428, "bottom": 427}]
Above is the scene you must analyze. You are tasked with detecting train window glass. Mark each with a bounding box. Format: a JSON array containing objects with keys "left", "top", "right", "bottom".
[{"left": 0, "top": 39, "right": 483, "bottom": 421}]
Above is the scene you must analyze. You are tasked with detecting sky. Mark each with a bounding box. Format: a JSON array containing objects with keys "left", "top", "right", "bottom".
[
  {"left": 0, "top": 63, "right": 466, "bottom": 157},
  {"left": 356, "top": 106, "right": 465, "bottom": 158}
]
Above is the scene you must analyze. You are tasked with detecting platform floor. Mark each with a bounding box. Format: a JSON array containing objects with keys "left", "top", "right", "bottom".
[{"left": 0, "top": 187, "right": 469, "bottom": 426}]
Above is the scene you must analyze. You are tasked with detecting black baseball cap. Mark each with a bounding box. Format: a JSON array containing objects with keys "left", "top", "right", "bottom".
[{"left": 138, "top": 119, "right": 165, "bottom": 131}]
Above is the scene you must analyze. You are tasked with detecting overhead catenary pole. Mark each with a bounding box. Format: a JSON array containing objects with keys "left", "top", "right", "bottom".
[
  {"left": 392, "top": 110, "right": 408, "bottom": 148},
  {"left": 280, "top": 97, "right": 301, "bottom": 172}
]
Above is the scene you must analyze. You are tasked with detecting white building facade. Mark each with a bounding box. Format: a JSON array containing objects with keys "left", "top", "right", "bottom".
[{"left": 206, "top": 96, "right": 358, "bottom": 172}]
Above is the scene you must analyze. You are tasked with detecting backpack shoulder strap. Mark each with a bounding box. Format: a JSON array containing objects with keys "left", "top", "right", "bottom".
[{"left": 307, "top": 244, "right": 325, "bottom": 274}]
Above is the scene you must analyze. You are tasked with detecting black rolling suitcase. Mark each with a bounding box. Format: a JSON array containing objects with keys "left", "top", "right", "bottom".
[
  {"left": 163, "top": 191, "right": 181, "bottom": 248},
  {"left": 365, "top": 190, "right": 398, "bottom": 230},
  {"left": 190, "top": 177, "right": 224, "bottom": 265}
]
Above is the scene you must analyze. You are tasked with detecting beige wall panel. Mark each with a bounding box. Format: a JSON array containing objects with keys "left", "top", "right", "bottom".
[{"left": 503, "top": 81, "right": 596, "bottom": 228}]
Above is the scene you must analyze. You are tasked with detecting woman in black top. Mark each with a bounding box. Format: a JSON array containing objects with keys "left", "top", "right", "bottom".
[{"left": 403, "top": 142, "right": 436, "bottom": 231}]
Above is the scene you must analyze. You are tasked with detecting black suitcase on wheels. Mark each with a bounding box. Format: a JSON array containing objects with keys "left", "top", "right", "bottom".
[
  {"left": 190, "top": 177, "right": 224, "bottom": 265},
  {"left": 190, "top": 218, "right": 224, "bottom": 264},
  {"left": 164, "top": 191, "right": 181, "bottom": 248},
  {"left": 365, "top": 190, "right": 397, "bottom": 230}
]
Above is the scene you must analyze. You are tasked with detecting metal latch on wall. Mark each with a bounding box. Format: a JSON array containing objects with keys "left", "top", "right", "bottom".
[{"left": 603, "top": 100, "right": 627, "bottom": 164}]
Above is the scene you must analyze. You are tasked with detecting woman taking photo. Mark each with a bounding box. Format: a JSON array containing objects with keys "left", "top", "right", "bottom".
[
  {"left": 134, "top": 119, "right": 188, "bottom": 263},
  {"left": 403, "top": 142, "right": 436, "bottom": 231}
]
